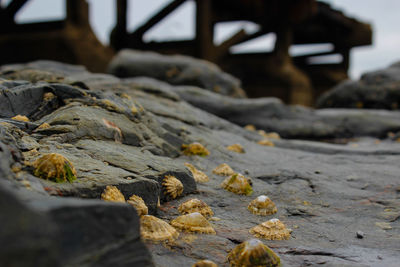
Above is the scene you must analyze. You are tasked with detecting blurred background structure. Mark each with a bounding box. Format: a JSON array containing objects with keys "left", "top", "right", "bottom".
[{"left": 0, "top": 0, "right": 374, "bottom": 105}]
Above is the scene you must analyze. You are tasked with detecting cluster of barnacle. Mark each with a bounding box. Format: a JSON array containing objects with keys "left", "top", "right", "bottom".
[
  {"left": 33, "top": 153, "right": 77, "bottom": 183},
  {"left": 101, "top": 185, "right": 148, "bottom": 216},
  {"left": 244, "top": 124, "right": 280, "bottom": 147},
  {"left": 181, "top": 142, "right": 210, "bottom": 156}
]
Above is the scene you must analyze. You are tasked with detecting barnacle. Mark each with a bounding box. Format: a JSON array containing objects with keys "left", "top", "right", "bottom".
[
  {"left": 127, "top": 194, "right": 148, "bottom": 216},
  {"left": 250, "top": 218, "right": 291, "bottom": 240},
  {"left": 140, "top": 215, "right": 179, "bottom": 242},
  {"left": 192, "top": 260, "right": 218, "bottom": 267},
  {"left": 11, "top": 115, "right": 29, "bottom": 122},
  {"left": 258, "top": 130, "right": 280, "bottom": 140},
  {"left": 101, "top": 185, "right": 125, "bottom": 203},
  {"left": 221, "top": 173, "right": 253, "bottom": 196},
  {"left": 226, "top": 144, "right": 245, "bottom": 153},
  {"left": 37, "top": 123, "right": 51, "bottom": 130},
  {"left": 244, "top": 124, "right": 256, "bottom": 131},
  {"left": 178, "top": 198, "right": 214, "bottom": 218},
  {"left": 43, "top": 92, "right": 56, "bottom": 101},
  {"left": 182, "top": 142, "right": 210, "bottom": 156},
  {"left": 184, "top": 163, "right": 209, "bottom": 183},
  {"left": 257, "top": 139, "right": 275, "bottom": 147},
  {"left": 33, "top": 153, "right": 77, "bottom": 183},
  {"left": 247, "top": 195, "right": 277, "bottom": 216},
  {"left": 227, "top": 239, "right": 281, "bottom": 267},
  {"left": 162, "top": 175, "right": 184, "bottom": 199},
  {"left": 212, "top": 163, "right": 235, "bottom": 176},
  {"left": 171, "top": 212, "right": 216, "bottom": 234}
]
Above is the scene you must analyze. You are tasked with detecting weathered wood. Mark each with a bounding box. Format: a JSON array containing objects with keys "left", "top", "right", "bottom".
[
  {"left": 195, "top": 0, "right": 214, "bottom": 60},
  {"left": 129, "top": 0, "right": 186, "bottom": 40},
  {"left": 4, "top": 0, "right": 29, "bottom": 19}
]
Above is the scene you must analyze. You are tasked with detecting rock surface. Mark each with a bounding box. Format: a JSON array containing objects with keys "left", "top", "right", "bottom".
[
  {"left": 317, "top": 61, "right": 400, "bottom": 110},
  {"left": 108, "top": 49, "right": 246, "bottom": 98},
  {"left": 0, "top": 60, "right": 399, "bottom": 266}
]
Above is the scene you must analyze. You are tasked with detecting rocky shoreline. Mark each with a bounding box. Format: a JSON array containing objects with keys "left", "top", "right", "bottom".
[{"left": 0, "top": 55, "right": 399, "bottom": 266}]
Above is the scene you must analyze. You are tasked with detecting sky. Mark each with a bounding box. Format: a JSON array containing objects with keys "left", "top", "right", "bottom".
[{"left": 8, "top": 0, "right": 400, "bottom": 79}]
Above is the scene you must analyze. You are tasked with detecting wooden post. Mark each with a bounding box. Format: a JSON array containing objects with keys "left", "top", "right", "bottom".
[
  {"left": 195, "top": 0, "right": 214, "bottom": 60},
  {"left": 66, "top": 0, "right": 89, "bottom": 26}
]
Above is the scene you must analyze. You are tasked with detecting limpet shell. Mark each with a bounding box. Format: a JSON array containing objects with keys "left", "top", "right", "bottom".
[
  {"left": 140, "top": 215, "right": 179, "bottom": 242},
  {"left": 227, "top": 239, "right": 281, "bottom": 267},
  {"left": 258, "top": 130, "right": 281, "bottom": 140},
  {"left": 171, "top": 212, "right": 216, "bottom": 234},
  {"left": 162, "top": 175, "right": 184, "bottom": 199},
  {"left": 221, "top": 173, "right": 253, "bottom": 196},
  {"left": 247, "top": 195, "right": 277, "bottom": 216},
  {"left": 257, "top": 139, "right": 275, "bottom": 147},
  {"left": 178, "top": 198, "right": 214, "bottom": 218},
  {"left": 182, "top": 142, "right": 210, "bottom": 156},
  {"left": 244, "top": 124, "right": 256, "bottom": 131},
  {"left": 11, "top": 115, "right": 29, "bottom": 122},
  {"left": 101, "top": 185, "right": 125, "bottom": 203},
  {"left": 192, "top": 259, "right": 218, "bottom": 267},
  {"left": 250, "top": 218, "right": 291, "bottom": 240},
  {"left": 212, "top": 163, "right": 235, "bottom": 176},
  {"left": 185, "top": 163, "right": 209, "bottom": 183},
  {"left": 33, "top": 153, "right": 77, "bottom": 183},
  {"left": 226, "top": 144, "right": 245, "bottom": 153},
  {"left": 127, "top": 194, "right": 148, "bottom": 216}
]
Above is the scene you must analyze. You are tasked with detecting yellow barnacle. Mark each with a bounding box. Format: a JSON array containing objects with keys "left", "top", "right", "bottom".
[
  {"left": 178, "top": 198, "right": 214, "bottom": 218},
  {"left": 221, "top": 173, "right": 253, "bottom": 196},
  {"left": 162, "top": 175, "right": 184, "bottom": 199},
  {"left": 226, "top": 144, "right": 245, "bottom": 154},
  {"left": 11, "top": 115, "right": 29, "bottom": 122},
  {"left": 101, "top": 185, "right": 125, "bottom": 203},
  {"left": 257, "top": 130, "right": 280, "bottom": 140},
  {"left": 184, "top": 163, "right": 209, "bottom": 183},
  {"left": 37, "top": 123, "right": 51, "bottom": 130},
  {"left": 182, "top": 142, "right": 210, "bottom": 156},
  {"left": 212, "top": 163, "right": 235, "bottom": 176},
  {"left": 257, "top": 139, "right": 275, "bottom": 147},
  {"left": 244, "top": 124, "right": 256, "bottom": 131},
  {"left": 171, "top": 212, "right": 215, "bottom": 234},
  {"left": 249, "top": 218, "right": 291, "bottom": 240},
  {"left": 247, "top": 195, "right": 277, "bottom": 216},
  {"left": 140, "top": 215, "right": 179, "bottom": 242},
  {"left": 33, "top": 153, "right": 77, "bottom": 183},
  {"left": 227, "top": 239, "right": 281, "bottom": 267},
  {"left": 192, "top": 260, "right": 218, "bottom": 267},
  {"left": 127, "top": 194, "right": 148, "bottom": 216}
]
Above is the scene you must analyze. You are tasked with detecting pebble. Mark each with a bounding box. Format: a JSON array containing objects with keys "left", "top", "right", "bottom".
[{"left": 356, "top": 231, "right": 364, "bottom": 239}]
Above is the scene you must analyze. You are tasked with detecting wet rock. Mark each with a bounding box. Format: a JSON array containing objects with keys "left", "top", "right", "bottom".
[
  {"left": 108, "top": 49, "right": 246, "bottom": 97},
  {"left": 317, "top": 61, "right": 400, "bottom": 110},
  {"left": 171, "top": 85, "right": 400, "bottom": 139},
  {"left": 1, "top": 61, "right": 400, "bottom": 267}
]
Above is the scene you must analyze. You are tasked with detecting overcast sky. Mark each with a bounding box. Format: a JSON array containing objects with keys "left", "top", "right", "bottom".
[{"left": 9, "top": 0, "right": 400, "bottom": 79}]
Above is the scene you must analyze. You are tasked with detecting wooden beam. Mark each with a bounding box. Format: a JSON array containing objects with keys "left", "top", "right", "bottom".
[
  {"left": 195, "top": 0, "right": 214, "bottom": 60},
  {"left": 4, "top": 0, "right": 29, "bottom": 19},
  {"left": 116, "top": 0, "right": 127, "bottom": 33},
  {"left": 215, "top": 29, "right": 247, "bottom": 59},
  {"left": 66, "top": 0, "right": 89, "bottom": 26},
  {"left": 130, "top": 0, "right": 186, "bottom": 39}
]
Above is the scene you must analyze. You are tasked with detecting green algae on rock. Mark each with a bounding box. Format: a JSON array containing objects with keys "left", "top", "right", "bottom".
[
  {"left": 227, "top": 239, "right": 281, "bottom": 267},
  {"left": 33, "top": 153, "right": 77, "bottom": 183}
]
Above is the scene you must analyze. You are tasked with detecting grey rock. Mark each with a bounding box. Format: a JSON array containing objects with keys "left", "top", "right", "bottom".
[
  {"left": 317, "top": 61, "right": 400, "bottom": 109},
  {"left": 108, "top": 49, "right": 246, "bottom": 97},
  {"left": 171, "top": 85, "right": 400, "bottom": 139}
]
